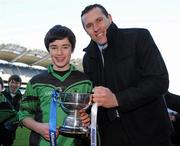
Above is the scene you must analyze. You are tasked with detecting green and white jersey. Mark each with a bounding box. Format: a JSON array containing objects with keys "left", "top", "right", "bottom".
[{"left": 19, "top": 64, "right": 92, "bottom": 146}]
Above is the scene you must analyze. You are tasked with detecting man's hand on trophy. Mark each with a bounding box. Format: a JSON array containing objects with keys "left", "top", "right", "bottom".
[
  {"left": 92, "top": 86, "right": 119, "bottom": 108},
  {"left": 79, "top": 109, "right": 90, "bottom": 127}
]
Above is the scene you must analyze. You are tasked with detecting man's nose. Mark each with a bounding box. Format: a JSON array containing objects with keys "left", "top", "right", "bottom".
[{"left": 93, "top": 23, "right": 99, "bottom": 32}]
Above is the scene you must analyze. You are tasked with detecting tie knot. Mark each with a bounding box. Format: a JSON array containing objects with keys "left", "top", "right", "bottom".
[{"left": 98, "top": 43, "right": 108, "bottom": 54}]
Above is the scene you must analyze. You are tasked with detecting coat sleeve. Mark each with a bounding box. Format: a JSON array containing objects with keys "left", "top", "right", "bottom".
[{"left": 116, "top": 29, "right": 169, "bottom": 111}]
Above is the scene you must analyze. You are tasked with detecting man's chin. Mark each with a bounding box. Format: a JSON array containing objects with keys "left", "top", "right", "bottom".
[{"left": 98, "top": 40, "right": 107, "bottom": 45}]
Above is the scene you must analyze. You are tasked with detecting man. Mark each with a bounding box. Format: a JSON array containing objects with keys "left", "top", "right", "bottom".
[
  {"left": 0, "top": 75, "right": 22, "bottom": 146},
  {"left": 165, "top": 92, "right": 180, "bottom": 146},
  {"left": 19, "top": 25, "right": 92, "bottom": 146},
  {"left": 81, "top": 4, "right": 173, "bottom": 146}
]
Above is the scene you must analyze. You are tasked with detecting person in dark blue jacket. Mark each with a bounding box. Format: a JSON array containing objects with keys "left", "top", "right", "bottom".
[{"left": 81, "top": 3, "right": 173, "bottom": 146}]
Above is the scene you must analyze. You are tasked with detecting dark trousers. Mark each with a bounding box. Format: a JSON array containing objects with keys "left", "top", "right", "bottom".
[{"left": 0, "top": 125, "right": 16, "bottom": 146}]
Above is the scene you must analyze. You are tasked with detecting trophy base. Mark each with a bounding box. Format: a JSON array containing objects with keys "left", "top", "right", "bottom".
[{"left": 59, "top": 126, "right": 88, "bottom": 135}]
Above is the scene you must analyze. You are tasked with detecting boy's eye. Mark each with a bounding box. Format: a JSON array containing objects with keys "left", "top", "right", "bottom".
[{"left": 62, "top": 46, "right": 70, "bottom": 49}]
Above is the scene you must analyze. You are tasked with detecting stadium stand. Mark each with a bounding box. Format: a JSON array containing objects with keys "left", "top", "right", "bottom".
[
  {"left": 0, "top": 60, "right": 45, "bottom": 92},
  {"left": 0, "top": 43, "right": 49, "bottom": 92}
]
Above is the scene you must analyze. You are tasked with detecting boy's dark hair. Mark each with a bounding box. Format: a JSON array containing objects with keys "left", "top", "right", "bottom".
[
  {"left": 0, "top": 77, "right": 4, "bottom": 89},
  {"left": 81, "top": 4, "right": 109, "bottom": 18},
  {"left": 8, "top": 74, "right": 22, "bottom": 83},
  {"left": 44, "top": 25, "right": 76, "bottom": 52}
]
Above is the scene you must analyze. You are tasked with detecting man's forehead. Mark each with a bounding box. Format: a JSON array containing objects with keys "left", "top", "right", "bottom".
[{"left": 82, "top": 7, "right": 104, "bottom": 22}]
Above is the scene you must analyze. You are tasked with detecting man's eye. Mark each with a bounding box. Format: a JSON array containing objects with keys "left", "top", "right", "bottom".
[
  {"left": 86, "top": 24, "right": 92, "bottom": 29},
  {"left": 97, "top": 18, "right": 103, "bottom": 23}
]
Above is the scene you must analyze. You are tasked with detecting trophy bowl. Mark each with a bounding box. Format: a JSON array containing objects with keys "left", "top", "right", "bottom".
[{"left": 58, "top": 92, "right": 91, "bottom": 135}]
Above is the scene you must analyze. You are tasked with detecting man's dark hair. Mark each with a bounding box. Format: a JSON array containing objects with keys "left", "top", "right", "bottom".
[
  {"left": 8, "top": 74, "right": 22, "bottom": 83},
  {"left": 44, "top": 25, "right": 76, "bottom": 52},
  {"left": 0, "top": 77, "right": 4, "bottom": 89},
  {"left": 81, "top": 4, "right": 109, "bottom": 17}
]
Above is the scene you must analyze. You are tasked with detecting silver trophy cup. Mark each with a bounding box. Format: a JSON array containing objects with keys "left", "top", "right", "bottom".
[{"left": 58, "top": 92, "right": 91, "bottom": 134}]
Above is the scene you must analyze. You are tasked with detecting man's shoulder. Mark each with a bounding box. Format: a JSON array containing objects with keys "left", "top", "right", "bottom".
[
  {"left": 117, "top": 28, "right": 151, "bottom": 42},
  {"left": 119, "top": 27, "right": 149, "bottom": 35}
]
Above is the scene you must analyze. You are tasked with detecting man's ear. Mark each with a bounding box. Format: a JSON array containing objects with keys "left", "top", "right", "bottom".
[{"left": 108, "top": 14, "right": 112, "bottom": 23}]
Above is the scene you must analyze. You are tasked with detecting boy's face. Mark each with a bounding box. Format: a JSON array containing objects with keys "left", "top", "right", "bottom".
[
  {"left": 49, "top": 38, "right": 72, "bottom": 71},
  {"left": 9, "top": 80, "right": 21, "bottom": 94}
]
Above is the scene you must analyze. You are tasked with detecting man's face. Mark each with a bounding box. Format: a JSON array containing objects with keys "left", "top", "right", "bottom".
[
  {"left": 81, "top": 7, "right": 112, "bottom": 45},
  {"left": 49, "top": 38, "right": 72, "bottom": 71},
  {"left": 9, "top": 80, "right": 21, "bottom": 94}
]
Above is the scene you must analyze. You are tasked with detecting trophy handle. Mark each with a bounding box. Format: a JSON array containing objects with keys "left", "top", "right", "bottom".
[{"left": 83, "top": 94, "right": 93, "bottom": 110}]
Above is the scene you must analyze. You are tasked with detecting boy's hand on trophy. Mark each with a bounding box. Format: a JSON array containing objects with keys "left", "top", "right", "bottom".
[{"left": 79, "top": 109, "right": 90, "bottom": 127}]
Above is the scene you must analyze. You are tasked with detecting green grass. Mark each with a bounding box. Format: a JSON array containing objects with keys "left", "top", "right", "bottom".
[{"left": 13, "top": 126, "right": 30, "bottom": 146}]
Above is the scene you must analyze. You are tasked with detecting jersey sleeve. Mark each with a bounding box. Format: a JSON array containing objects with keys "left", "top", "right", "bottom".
[{"left": 18, "top": 81, "right": 39, "bottom": 121}]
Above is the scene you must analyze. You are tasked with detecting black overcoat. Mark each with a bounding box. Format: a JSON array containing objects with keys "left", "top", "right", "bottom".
[{"left": 83, "top": 22, "right": 173, "bottom": 146}]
